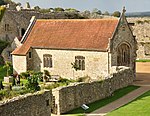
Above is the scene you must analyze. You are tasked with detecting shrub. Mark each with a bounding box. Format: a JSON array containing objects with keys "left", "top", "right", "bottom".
[
  {"left": 43, "top": 70, "right": 51, "bottom": 82},
  {"left": 25, "top": 74, "right": 40, "bottom": 91},
  {"left": 44, "top": 83, "right": 60, "bottom": 90},
  {"left": 3, "top": 61, "right": 13, "bottom": 77},
  {"left": 20, "top": 72, "right": 30, "bottom": 79},
  {"left": 136, "top": 20, "right": 144, "bottom": 24},
  {"left": 0, "top": 80, "right": 4, "bottom": 90}
]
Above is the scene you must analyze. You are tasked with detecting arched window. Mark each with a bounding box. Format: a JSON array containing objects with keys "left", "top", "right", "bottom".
[
  {"left": 43, "top": 54, "right": 52, "bottom": 68},
  {"left": 117, "top": 43, "right": 130, "bottom": 66},
  {"left": 75, "top": 56, "right": 85, "bottom": 70}
]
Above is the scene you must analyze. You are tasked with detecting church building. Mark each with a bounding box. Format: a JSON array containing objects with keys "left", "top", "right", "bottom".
[{"left": 12, "top": 8, "right": 137, "bottom": 80}]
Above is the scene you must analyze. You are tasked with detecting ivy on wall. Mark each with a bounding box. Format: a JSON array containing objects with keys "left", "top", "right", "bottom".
[{"left": 0, "top": 6, "right": 6, "bottom": 22}]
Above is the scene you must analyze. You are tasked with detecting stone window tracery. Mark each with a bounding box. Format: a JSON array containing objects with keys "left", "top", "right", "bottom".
[
  {"left": 43, "top": 54, "right": 52, "bottom": 68},
  {"left": 117, "top": 43, "right": 130, "bottom": 66},
  {"left": 75, "top": 56, "right": 85, "bottom": 70}
]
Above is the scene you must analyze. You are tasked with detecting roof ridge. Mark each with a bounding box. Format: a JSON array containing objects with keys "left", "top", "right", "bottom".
[{"left": 37, "top": 18, "right": 118, "bottom": 22}]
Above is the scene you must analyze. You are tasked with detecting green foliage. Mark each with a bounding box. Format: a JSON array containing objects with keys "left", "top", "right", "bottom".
[
  {"left": 25, "top": 74, "right": 40, "bottom": 91},
  {"left": 67, "top": 85, "right": 139, "bottom": 114},
  {"left": 112, "top": 11, "right": 121, "bottom": 17},
  {"left": 144, "top": 20, "right": 150, "bottom": 23},
  {"left": 54, "top": 7, "right": 64, "bottom": 12},
  {"left": 65, "top": 8, "right": 79, "bottom": 12},
  {"left": 34, "top": 6, "right": 40, "bottom": 10},
  {"left": 20, "top": 72, "right": 30, "bottom": 79},
  {"left": 26, "top": 2, "right": 30, "bottom": 8},
  {"left": 0, "top": 0, "right": 5, "bottom": 5},
  {"left": 0, "top": 80, "right": 4, "bottom": 90},
  {"left": 12, "top": 77, "right": 16, "bottom": 86},
  {"left": 0, "top": 40, "right": 9, "bottom": 54},
  {"left": 0, "top": 89, "right": 32, "bottom": 101},
  {"left": 3, "top": 61, "right": 12, "bottom": 77},
  {"left": 0, "top": 39, "right": 9, "bottom": 65},
  {"left": 0, "top": 65, "right": 6, "bottom": 81},
  {"left": 136, "top": 20, "right": 144, "bottom": 24},
  {"left": 44, "top": 70, "right": 50, "bottom": 77},
  {"left": 92, "top": 8, "right": 102, "bottom": 15},
  {"left": 71, "top": 62, "right": 79, "bottom": 71},
  {"left": 103, "top": 11, "right": 110, "bottom": 16},
  {"left": 136, "top": 59, "right": 150, "bottom": 62},
  {"left": 107, "top": 90, "right": 150, "bottom": 116},
  {"left": 39, "top": 8, "right": 50, "bottom": 13},
  {"left": 0, "top": 6, "right": 5, "bottom": 21}
]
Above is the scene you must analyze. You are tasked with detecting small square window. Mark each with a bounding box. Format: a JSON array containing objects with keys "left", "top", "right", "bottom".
[{"left": 46, "top": 99, "right": 50, "bottom": 106}]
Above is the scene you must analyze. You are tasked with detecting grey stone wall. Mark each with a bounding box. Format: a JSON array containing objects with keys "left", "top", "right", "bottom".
[
  {"left": 127, "top": 17, "right": 150, "bottom": 59},
  {"left": 0, "top": 90, "right": 52, "bottom": 116},
  {"left": 52, "top": 67, "right": 134, "bottom": 115}
]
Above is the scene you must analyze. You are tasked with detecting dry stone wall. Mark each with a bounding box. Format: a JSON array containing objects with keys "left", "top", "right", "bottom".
[
  {"left": 0, "top": 90, "right": 52, "bottom": 116},
  {"left": 52, "top": 67, "right": 134, "bottom": 115}
]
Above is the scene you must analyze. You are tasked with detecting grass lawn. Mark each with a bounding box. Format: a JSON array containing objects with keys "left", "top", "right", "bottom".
[
  {"left": 107, "top": 90, "right": 150, "bottom": 116},
  {"left": 65, "top": 85, "right": 139, "bottom": 115},
  {"left": 136, "top": 59, "right": 150, "bottom": 62},
  {"left": 0, "top": 65, "right": 6, "bottom": 81}
]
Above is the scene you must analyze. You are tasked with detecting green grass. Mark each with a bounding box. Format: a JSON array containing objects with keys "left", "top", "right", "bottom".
[
  {"left": 107, "top": 90, "right": 150, "bottom": 116},
  {"left": 66, "top": 85, "right": 139, "bottom": 115},
  {"left": 0, "top": 65, "right": 6, "bottom": 81},
  {"left": 136, "top": 59, "right": 150, "bottom": 62}
]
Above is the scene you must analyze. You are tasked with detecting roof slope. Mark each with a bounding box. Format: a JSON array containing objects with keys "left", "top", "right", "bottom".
[{"left": 12, "top": 19, "right": 118, "bottom": 55}]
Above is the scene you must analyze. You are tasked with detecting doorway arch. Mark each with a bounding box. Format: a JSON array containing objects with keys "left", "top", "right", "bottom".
[{"left": 117, "top": 43, "right": 131, "bottom": 66}]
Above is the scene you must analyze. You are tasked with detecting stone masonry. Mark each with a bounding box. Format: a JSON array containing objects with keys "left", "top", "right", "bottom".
[
  {"left": 127, "top": 17, "right": 150, "bottom": 59},
  {"left": 0, "top": 90, "right": 52, "bottom": 116},
  {"left": 52, "top": 67, "right": 134, "bottom": 115}
]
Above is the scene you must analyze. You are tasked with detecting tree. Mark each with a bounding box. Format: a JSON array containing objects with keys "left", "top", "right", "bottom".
[
  {"left": 65, "top": 8, "right": 79, "bottom": 12},
  {"left": 0, "top": 0, "right": 5, "bottom": 5},
  {"left": 54, "top": 7, "right": 64, "bottom": 12},
  {"left": 82, "top": 10, "right": 91, "bottom": 18},
  {"left": 3, "top": 61, "right": 12, "bottom": 77},
  {"left": 103, "top": 11, "right": 110, "bottom": 16},
  {"left": 0, "top": 6, "right": 6, "bottom": 22},
  {"left": 112, "top": 11, "right": 121, "bottom": 17},
  {"left": 71, "top": 62, "right": 79, "bottom": 71},
  {"left": 25, "top": 74, "right": 40, "bottom": 91},
  {"left": 34, "top": 6, "right": 40, "bottom": 11},
  {"left": 92, "top": 8, "right": 102, "bottom": 15},
  {"left": 25, "top": 2, "right": 30, "bottom": 9}
]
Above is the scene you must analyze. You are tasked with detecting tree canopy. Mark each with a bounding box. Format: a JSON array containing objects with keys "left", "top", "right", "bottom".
[
  {"left": 112, "top": 11, "right": 121, "bottom": 17},
  {"left": 92, "top": 8, "right": 102, "bottom": 15}
]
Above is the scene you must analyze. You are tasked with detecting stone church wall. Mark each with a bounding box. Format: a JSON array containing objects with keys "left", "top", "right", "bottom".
[
  {"left": 110, "top": 15, "right": 137, "bottom": 73},
  {"left": 0, "top": 90, "right": 52, "bottom": 116},
  {"left": 52, "top": 67, "right": 134, "bottom": 115},
  {"left": 31, "top": 48, "right": 109, "bottom": 80}
]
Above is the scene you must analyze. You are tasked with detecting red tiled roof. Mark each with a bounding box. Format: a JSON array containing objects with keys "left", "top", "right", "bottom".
[{"left": 12, "top": 19, "right": 118, "bottom": 55}]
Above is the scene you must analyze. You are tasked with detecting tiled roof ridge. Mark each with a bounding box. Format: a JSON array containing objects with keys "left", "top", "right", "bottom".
[{"left": 37, "top": 18, "right": 118, "bottom": 22}]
